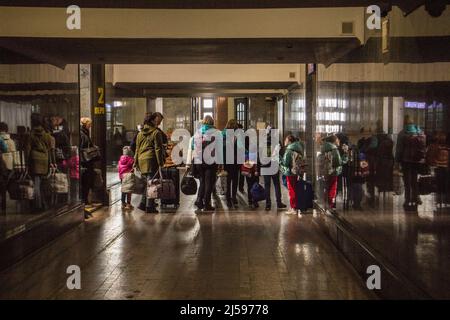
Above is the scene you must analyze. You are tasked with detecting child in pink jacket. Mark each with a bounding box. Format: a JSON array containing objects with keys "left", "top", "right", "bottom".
[{"left": 119, "top": 146, "right": 135, "bottom": 209}]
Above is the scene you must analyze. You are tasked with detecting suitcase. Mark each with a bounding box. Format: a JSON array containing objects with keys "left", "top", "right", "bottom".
[
  {"left": 296, "top": 179, "right": 314, "bottom": 211},
  {"left": 160, "top": 167, "right": 180, "bottom": 208}
]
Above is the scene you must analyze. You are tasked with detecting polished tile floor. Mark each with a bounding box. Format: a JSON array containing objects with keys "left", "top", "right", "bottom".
[
  {"left": 0, "top": 192, "right": 373, "bottom": 300},
  {"left": 333, "top": 191, "right": 450, "bottom": 299}
]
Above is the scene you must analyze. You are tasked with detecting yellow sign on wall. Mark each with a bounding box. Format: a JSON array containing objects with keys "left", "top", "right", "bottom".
[{"left": 94, "top": 106, "right": 105, "bottom": 115}]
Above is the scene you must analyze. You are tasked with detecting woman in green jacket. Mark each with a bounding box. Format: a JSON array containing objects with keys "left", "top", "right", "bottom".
[{"left": 135, "top": 113, "right": 166, "bottom": 213}]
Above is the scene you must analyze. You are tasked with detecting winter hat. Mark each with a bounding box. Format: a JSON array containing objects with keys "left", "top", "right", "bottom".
[{"left": 122, "top": 146, "right": 133, "bottom": 156}]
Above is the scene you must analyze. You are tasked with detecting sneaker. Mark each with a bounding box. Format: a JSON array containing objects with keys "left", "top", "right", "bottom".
[
  {"left": 277, "top": 203, "right": 287, "bottom": 209},
  {"left": 226, "top": 199, "right": 233, "bottom": 208},
  {"left": 126, "top": 204, "right": 134, "bottom": 210},
  {"left": 265, "top": 206, "right": 271, "bottom": 211},
  {"left": 286, "top": 208, "right": 297, "bottom": 215},
  {"left": 121, "top": 203, "right": 127, "bottom": 209},
  {"left": 297, "top": 210, "right": 303, "bottom": 218}
]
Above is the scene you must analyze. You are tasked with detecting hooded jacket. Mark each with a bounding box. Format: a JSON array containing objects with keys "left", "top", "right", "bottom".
[
  {"left": 25, "top": 126, "right": 54, "bottom": 176},
  {"left": 321, "top": 141, "right": 347, "bottom": 176},
  {"left": 0, "top": 132, "right": 16, "bottom": 153},
  {"left": 134, "top": 124, "right": 165, "bottom": 174},
  {"left": 118, "top": 155, "right": 135, "bottom": 180},
  {"left": 280, "top": 141, "right": 305, "bottom": 176}
]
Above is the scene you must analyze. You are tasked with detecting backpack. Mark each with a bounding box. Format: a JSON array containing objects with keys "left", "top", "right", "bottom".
[
  {"left": 319, "top": 151, "right": 334, "bottom": 177},
  {"left": 291, "top": 150, "right": 306, "bottom": 176},
  {"left": 427, "top": 144, "right": 449, "bottom": 168},
  {"left": 356, "top": 153, "right": 370, "bottom": 178},
  {"left": 402, "top": 133, "right": 426, "bottom": 164}
]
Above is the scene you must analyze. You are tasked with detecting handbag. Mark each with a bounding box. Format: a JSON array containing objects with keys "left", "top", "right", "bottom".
[
  {"left": 250, "top": 182, "right": 266, "bottom": 202},
  {"left": 47, "top": 168, "right": 69, "bottom": 194},
  {"left": 215, "top": 171, "right": 227, "bottom": 196},
  {"left": 7, "top": 171, "right": 35, "bottom": 200},
  {"left": 81, "top": 146, "right": 101, "bottom": 163},
  {"left": 181, "top": 169, "right": 197, "bottom": 195},
  {"left": 418, "top": 175, "right": 437, "bottom": 195},
  {"left": 121, "top": 170, "right": 146, "bottom": 194},
  {"left": 147, "top": 169, "right": 176, "bottom": 200}
]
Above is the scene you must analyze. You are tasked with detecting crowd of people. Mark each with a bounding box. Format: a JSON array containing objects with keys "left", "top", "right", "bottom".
[
  {"left": 107, "top": 112, "right": 450, "bottom": 217},
  {"left": 0, "top": 114, "right": 79, "bottom": 214}
]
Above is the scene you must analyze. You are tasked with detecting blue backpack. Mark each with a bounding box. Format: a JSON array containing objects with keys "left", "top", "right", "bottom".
[{"left": 250, "top": 183, "right": 266, "bottom": 202}]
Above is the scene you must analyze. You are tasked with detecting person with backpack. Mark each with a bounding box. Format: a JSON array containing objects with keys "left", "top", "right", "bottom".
[
  {"left": 222, "top": 119, "right": 240, "bottom": 208},
  {"left": 395, "top": 120, "right": 427, "bottom": 210},
  {"left": 118, "top": 146, "right": 135, "bottom": 210},
  {"left": 191, "top": 115, "right": 218, "bottom": 212},
  {"left": 135, "top": 113, "right": 166, "bottom": 213},
  {"left": 280, "top": 135, "right": 305, "bottom": 215},
  {"left": 25, "top": 113, "right": 56, "bottom": 212},
  {"left": 261, "top": 126, "right": 287, "bottom": 211},
  {"left": 320, "top": 135, "right": 348, "bottom": 211},
  {"left": 426, "top": 132, "right": 449, "bottom": 206}
]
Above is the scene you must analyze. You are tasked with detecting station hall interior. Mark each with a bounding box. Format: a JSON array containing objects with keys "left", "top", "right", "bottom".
[{"left": 0, "top": 1, "right": 450, "bottom": 300}]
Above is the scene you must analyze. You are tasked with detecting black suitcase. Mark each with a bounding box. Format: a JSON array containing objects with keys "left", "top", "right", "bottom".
[{"left": 160, "top": 167, "right": 180, "bottom": 208}]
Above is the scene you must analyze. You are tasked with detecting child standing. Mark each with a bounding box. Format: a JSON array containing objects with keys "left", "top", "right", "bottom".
[{"left": 119, "top": 146, "right": 135, "bottom": 210}]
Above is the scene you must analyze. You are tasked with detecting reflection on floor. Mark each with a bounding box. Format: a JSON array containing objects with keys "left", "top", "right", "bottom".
[
  {"left": 0, "top": 191, "right": 373, "bottom": 300},
  {"left": 333, "top": 190, "right": 450, "bottom": 299}
]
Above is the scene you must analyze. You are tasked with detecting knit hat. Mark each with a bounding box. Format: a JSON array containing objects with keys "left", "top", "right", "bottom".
[{"left": 122, "top": 146, "right": 133, "bottom": 156}]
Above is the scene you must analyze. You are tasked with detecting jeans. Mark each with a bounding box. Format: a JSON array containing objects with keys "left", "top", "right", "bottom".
[
  {"left": 402, "top": 162, "right": 419, "bottom": 205},
  {"left": 224, "top": 164, "right": 239, "bottom": 201},
  {"left": 263, "top": 172, "right": 282, "bottom": 207},
  {"left": 197, "top": 164, "right": 217, "bottom": 207}
]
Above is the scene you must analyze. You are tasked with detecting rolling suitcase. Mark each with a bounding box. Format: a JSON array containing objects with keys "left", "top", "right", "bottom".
[
  {"left": 160, "top": 166, "right": 180, "bottom": 208},
  {"left": 296, "top": 179, "right": 314, "bottom": 211}
]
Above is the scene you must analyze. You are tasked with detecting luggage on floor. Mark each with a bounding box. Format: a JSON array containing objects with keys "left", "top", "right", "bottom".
[
  {"left": 48, "top": 168, "right": 69, "bottom": 194},
  {"left": 181, "top": 169, "right": 197, "bottom": 195},
  {"left": 121, "top": 170, "right": 146, "bottom": 194},
  {"left": 295, "top": 179, "right": 314, "bottom": 211},
  {"left": 250, "top": 182, "right": 265, "bottom": 202},
  {"left": 418, "top": 175, "right": 437, "bottom": 195},
  {"left": 393, "top": 171, "right": 404, "bottom": 196},
  {"left": 7, "top": 171, "right": 34, "bottom": 200},
  {"left": 215, "top": 170, "right": 227, "bottom": 196},
  {"left": 159, "top": 167, "right": 179, "bottom": 207}
]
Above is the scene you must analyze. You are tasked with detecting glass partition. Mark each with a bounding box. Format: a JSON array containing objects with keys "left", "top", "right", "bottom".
[{"left": 0, "top": 64, "right": 81, "bottom": 238}]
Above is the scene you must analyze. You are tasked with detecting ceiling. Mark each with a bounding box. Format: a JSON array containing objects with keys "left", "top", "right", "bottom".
[
  {"left": 0, "top": 37, "right": 362, "bottom": 67},
  {"left": 0, "top": 0, "right": 440, "bottom": 10}
]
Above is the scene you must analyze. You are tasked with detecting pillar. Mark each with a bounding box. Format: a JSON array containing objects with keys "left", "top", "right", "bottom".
[
  {"left": 305, "top": 64, "right": 317, "bottom": 183},
  {"left": 90, "top": 64, "right": 108, "bottom": 205}
]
